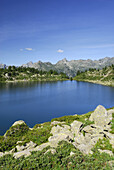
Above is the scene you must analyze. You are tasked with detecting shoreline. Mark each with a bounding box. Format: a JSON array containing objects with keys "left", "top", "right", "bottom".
[
  {"left": 0, "top": 78, "right": 69, "bottom": 83},
  {"left": 0, "top": 78, "right": 114, "bottom": 87},
  {"left": 74, "top": 79, "right": 114, "bottom": 87}
]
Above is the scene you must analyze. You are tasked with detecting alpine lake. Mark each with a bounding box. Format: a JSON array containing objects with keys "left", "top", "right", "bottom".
[{"left": 0, "top": 80, "right": 114, "bottom": 135}]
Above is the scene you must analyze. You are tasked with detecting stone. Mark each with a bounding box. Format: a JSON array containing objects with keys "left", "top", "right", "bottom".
[
  {"left": 77, "top": 144, "right": 93, "bottom": 155},
  {"left": 0, "top": 152, "right": 4, "bottom": 157},
  {"left": 107, "top": 109, "right": 114, "bottom": 115},
  {"left": 16, "top": 145, "right": 25, "bottom": 152},
  {"left": 70, "top": 151, "right": 75, "bottom": 156},
  {"left": 33, "top": 143, "right": 50, "bottom": 152},
  {"left": 9, "top": 148, "right": 16, "bottom": 154},
  {"left": 89, "top": 105, "right": 112, "bottom": 127},
  {"left": 51, "top": 125, "right": 70, "bottom": 135},
  {"left": 83, "top": 125, "right": 104, "bottom": 135},
  {"left": 12, "top": 120, "right": 25, "bottom": 127},
  {"left": 73, "top": 114, "right": 77, "bottom": 116},
  {"left": 108, "top": 160, "right": 114, "bottom": 168},
  {"left": 51, "top": 121, "right": 65, "bottom": 126},
  {"left": 14, "top": 142, "right": 50, "bottom": 159},
  {"left": 48, "top": 133, "right": 71, "bottom": 147},
  {"left": 26, "top": 141, "right": 37, "bottom": 149},
  {"left": 83, "top": 125, "right": 96, "bottom": 134},
  {"left": 16, "top": 141, "right": 36, "bottom": 152},
  {"left": 50, "top": 125, "right": 73, "bottom": 140},
  {"left": 44, "top": 149, "right": 56, "bottom": 155},
  {"left": 16, "top": 141, "right": 23, "bottom": 144},
  {"left": 13, "top": 150, "right": 31, "bottom": 159},
  {"left": 71, "top": 121, "right": 83, "bottom": 136},
  {"left": 98, "top": 149, "right": 113, "bottom": 156},
  {"left": 104, "top": 132, "right": 114, "bottom": 148},
  {"left": 29, "top": 128, "right": 33, "bottom": 130},
  {"left": 74, "top": 133, "right": 85, "bottom": 144}
]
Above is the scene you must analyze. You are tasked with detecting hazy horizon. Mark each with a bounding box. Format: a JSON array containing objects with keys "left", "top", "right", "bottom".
[{"left": 1, "top": 56, "right": 114, "bottom": 67}]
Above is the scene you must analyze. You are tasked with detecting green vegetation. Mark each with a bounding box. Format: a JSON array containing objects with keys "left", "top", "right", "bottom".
[
  {"left": 51, "top": 111, "right": 93, "bottom": 125},
  {"left": 74, "top": 65, "right": 114, "bottom": 86},
  {"left": 0, "top": 122, "right": 51, "bottom": 152},
  {"left": 0, "top": 141, "right": 113, "bottom": 169},
  {"left": 0, "top": 66, "right": 69, "bottom": 82},
  {"left": 0, "top": 108, "right": 113, "bottom": 169},
  {"left": 93, "top": 138, "right": 114, "bottom": 153}
]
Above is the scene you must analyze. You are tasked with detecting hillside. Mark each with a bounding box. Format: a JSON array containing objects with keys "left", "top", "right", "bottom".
[
  {"left": 21, "top": 57, "right": 114, "bottom": 77},
  {"left": 0, "top": 105, "right": 114, "bottom": 169},
  {"left": 0, "top": 66, "right": 68, "bottom": 82},
  {"left": 74, "top": 65, "right": 114, "bottom": 87}
]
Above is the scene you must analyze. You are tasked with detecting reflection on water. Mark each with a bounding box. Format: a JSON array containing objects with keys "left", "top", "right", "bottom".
[{"left": 0, "top": 81, "right": 114, "bottom": 135}]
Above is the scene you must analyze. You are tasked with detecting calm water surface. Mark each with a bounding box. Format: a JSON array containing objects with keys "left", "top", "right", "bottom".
[{"left": 0, "top": 80, "right": 114, "bottom": 135}]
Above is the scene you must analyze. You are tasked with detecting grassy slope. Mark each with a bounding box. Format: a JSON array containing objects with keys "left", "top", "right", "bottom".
[
  {"left": 74, "top": 65, "right": 114, "bottom": 87},
  {"left": 0, "top": 108, "right": 114, "bottom": 169}
]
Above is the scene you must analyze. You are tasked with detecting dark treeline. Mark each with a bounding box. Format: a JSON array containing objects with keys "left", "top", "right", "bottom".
[{"left": 0, "top": 66, "right": 68, "bottom": 82}]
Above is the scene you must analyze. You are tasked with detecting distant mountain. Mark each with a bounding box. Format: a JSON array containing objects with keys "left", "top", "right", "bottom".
[
  {"left": 0, "top": 63, "right": 6, "bottom": 69},
  {"left": 22, "top": 57, "right": 114, "bottom": 77}
]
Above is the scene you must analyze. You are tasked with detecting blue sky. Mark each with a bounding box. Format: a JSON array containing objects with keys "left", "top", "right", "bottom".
[{"left": 0, "top": 0, "right": 114, "bottom": 65}]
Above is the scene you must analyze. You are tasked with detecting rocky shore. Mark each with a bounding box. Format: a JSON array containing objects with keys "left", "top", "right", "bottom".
[{"left": 0, "top": 105, "right": 114, "bottom": 160}]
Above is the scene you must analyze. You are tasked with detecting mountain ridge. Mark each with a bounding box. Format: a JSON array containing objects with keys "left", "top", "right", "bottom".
[
  {"left": 1, "top": 57, "right": 114, "bottom": 77},
  {"left": 22, "top": 57, "right": 114, "bottom": 77}
]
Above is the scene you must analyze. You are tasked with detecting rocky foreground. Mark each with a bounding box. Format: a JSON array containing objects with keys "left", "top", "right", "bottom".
[{"left": 0, "top": 105, "right": 114, "bottom": 169}]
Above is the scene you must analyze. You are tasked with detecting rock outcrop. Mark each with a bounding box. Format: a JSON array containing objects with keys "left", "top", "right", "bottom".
[
  {"left": 0, "top": 105, "right": 113, "bottom": 158},
  {"left": 89, "top": 105, "right": 112, "bottom": 126}
]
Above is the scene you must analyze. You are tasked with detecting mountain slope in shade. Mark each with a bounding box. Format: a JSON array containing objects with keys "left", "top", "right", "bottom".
[{"left": 22, "top": 57, "right": 114, "bottom": 77}]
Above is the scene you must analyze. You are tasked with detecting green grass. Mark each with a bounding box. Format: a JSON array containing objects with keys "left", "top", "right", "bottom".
[
  {"left": 0, "top": 141, "right": 113, "bottom": 169},
  {"left": 93, "top": 138, "right": 114, "bottom": 153},
  {"left": 74, "top": 65, "right": 114, "bottom": 86},
  {"left": 0, "top": 122, "right": 52, "bottom": 152},
  {"left": 0, "top": 108, "right": 113, "bottom": 169},
  {"left": 51, "top": 111, "right": 93, "bottom": 125}
]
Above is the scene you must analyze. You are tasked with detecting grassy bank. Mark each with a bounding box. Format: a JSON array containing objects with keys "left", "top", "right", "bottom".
[{"left": 74, "top": 65, "right": 114, "bottom": 87}]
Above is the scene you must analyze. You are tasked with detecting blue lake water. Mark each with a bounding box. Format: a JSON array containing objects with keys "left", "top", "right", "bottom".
[{"left": 0, "top": 80, "right": 114, "bottom": 135}]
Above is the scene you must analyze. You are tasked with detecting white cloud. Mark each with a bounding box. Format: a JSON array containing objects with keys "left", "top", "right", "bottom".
[
  {"left": 20, "top": 48, "right": 23, "bottom": 51},
  {"left": 57, "top": 49, "right": 64, "bottom": 53},
  {"left": 25, "top": 48, "right": 33, "bottom": 51}
]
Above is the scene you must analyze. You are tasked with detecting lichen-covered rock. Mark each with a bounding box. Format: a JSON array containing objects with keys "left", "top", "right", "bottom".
[
  {"left": 16, "top": 141, "right": 37, "bottom": 152},
  {"left": 77, "top": 144, "right": 93, "bottom": 155},
  {"left": 51, "top": 125, "right": 73, "bottom": 140},
  {"left": 13, "top": 150, "right": 31, "bottom": 159},
  {"left": 12, "top": 120, "right": 25, "bottom": 127},
  {"left": 48, "top": 133, "right": 71, "bottom": 147},
  {"left": 44, "top": 149, "right": 56, "bottom": 155},
  {"left": 14, "top": 142, "right": 50, "bottom": 158},
  {"left": 83, "top": 125, "right": 104, "bottom": 135},
  {"left": 74, "top": 133, "right": 85, "bottom": 144},
  {"left": 71, "top": 120, "right": 83, "bottom": 136},
  {"left": 89, "top": 105, "right": 112, "bottom": 127},
  {"left": 104, "top": 132, "right": 114, "bottom": 148},
  {"left": 33, "top": 143, "right": 50, "bottom": 152}
]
